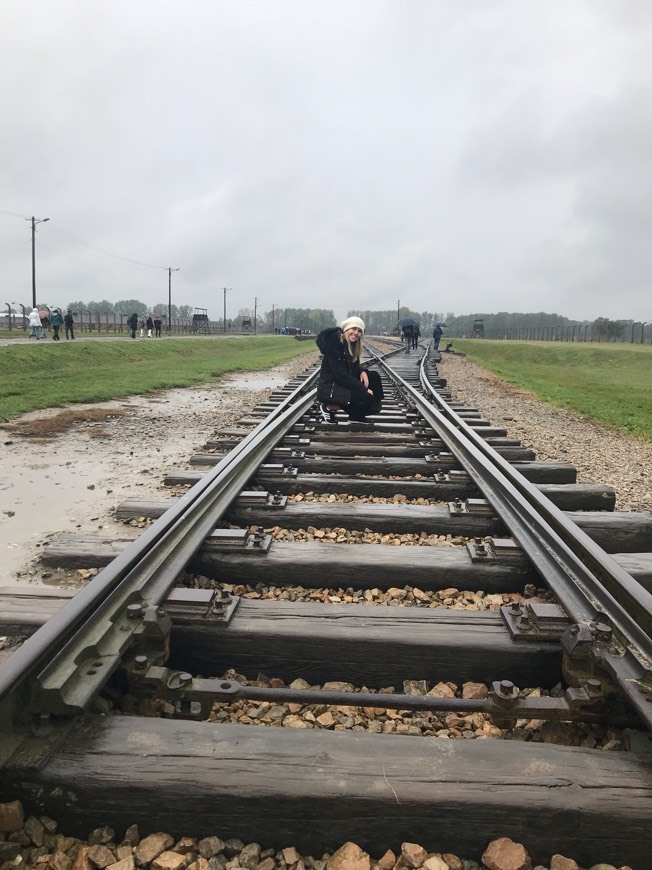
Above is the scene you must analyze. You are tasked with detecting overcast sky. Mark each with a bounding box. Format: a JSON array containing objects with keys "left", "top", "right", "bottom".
[{"left": 2, "top": 1, "right": 651, "bottom": 323}]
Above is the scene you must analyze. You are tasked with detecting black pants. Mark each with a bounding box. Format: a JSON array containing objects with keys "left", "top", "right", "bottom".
[
  {"left": 53, "top": 325, "right": 60, "bottom": 340},
  {"left": 155, "top": 326, "right": 161, "bottom": 337},
  {"left": 65, "top": 326, "right": 74, "bottom": 339},
  {"left": 344, "top": 370, "right": 384, "bottom": 421}
]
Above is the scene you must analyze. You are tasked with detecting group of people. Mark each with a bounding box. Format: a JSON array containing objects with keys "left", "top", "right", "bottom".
[
  {"left": 401, "top": 322, "right": 421, "bottom": 350},
  {"left": 26, "top": 308, "right": 167, "bottom": 341},
  {"left": 127, "top": 313, "right": 163, "bottom": 339},
  {"left": 401, "top": 322, "right": 445, "bottom": 350},
  {"left": 28, "top": 307, "right": 75, "bottom": 341}
]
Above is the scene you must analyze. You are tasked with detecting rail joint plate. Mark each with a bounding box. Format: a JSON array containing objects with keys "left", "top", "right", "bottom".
[
  {"left": 207, "top": 528, "right": 272, "bottom": 554},
  {"left": 501, "top": 601, "right": 571, "bottom": 642}
]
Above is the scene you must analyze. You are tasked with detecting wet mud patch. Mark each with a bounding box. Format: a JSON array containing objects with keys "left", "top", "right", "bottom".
[
  {"left": 4, "top": 408, "right": 127, "bottom": 438},
  {"left": 0, "top": 357, "right": 314, "bottom": 585}
]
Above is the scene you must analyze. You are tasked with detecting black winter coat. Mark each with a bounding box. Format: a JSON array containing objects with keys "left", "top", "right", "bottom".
[{"left": 316, "top": 327, "right": 368, "bottom": 401}]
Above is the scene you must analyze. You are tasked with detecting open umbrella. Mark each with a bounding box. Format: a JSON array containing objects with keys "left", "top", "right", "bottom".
[
  {"left": 435, "top": 323, "right": 447, "bottom": 328},
  {"left": 397, "top": 316, "right": 418, "bottom": 327}
]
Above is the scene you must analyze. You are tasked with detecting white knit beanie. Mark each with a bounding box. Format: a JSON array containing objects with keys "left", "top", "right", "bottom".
[{"left": 340, "top": 316, "right": 365, "bottom": 334}]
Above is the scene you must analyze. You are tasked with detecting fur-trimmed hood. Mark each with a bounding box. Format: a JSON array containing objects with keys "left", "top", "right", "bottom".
[{"left": 315, "top": 326, "right": 343, "bottom": 354}]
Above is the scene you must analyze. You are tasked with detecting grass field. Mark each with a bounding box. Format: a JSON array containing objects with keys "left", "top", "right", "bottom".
[
  {"left": 454, "top": 339, "right": 652, "bottom": 442},
  {"left": 0, "top": 336, "right": 315, "bottom": 420}
]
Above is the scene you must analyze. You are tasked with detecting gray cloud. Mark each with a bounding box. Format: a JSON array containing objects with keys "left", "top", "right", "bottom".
[{"left": 1, "top": 0, "right": 651, "bottom": 322}]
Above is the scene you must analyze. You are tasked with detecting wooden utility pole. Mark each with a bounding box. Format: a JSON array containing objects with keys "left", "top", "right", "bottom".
[
  {"left": 223, "top": 288, "right": 229, "bottom": 333},
  {"left": 27, "top": 216, "right": 49, "bottom": 308},
  {"left": 168, "top": 267, "right": 179, "bottom": 334}
]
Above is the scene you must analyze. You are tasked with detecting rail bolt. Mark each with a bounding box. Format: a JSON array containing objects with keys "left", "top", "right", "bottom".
[
  {"left": 594, "top": 623, "right": 613, "bottom": 642},
  {"left": 134, "top": 655, "right": 148, "bottom": 671},
  {"left": 517, "top": 614, "right": 533, "bottom": 632},
  {"left": 168, "top": 671, "right": 193, "bottom": 690},
  {"left": 586, "top": 678, "right": 603, "bottom": 698},
  {"left": 127, "top": 603, "right": 143, "bottom": 619},
  {"left": 492, "top": 679, "right": 519, "bottom": 706}
]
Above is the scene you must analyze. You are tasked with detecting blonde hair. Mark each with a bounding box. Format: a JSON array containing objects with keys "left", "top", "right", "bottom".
[{"left": 341, "top": 330, "right": 363, "bottom": 363}]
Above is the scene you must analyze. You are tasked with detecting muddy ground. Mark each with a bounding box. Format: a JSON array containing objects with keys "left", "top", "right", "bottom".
[{"left": 0, "top": 356, "right": 318, "bottom": 588}]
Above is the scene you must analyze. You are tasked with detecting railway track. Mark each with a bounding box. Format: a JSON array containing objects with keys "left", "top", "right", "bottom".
[{"left": 1, "top": 339, "right": 651, "bottom": 869}]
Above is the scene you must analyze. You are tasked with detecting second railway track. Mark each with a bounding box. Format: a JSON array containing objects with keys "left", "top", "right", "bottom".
[{"left": 1, "top": 338, "right": 651, "bottom": 869}]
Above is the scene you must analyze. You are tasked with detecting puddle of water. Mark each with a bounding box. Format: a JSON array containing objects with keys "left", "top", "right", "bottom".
[
  {"left": 0, "top": 358, "right": 315, "bottom": 588},
  {"left": 0, "top": 460, "right": 105, "bottom": 580}
]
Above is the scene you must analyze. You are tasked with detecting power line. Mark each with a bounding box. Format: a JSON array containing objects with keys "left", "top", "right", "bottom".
[
  {"left": 0, "top": 209, "right": 31, "bottom": 219},
  {"left": 5, "top": 214, "right": 223, "bottom": 286},
  {"left": 48, "top": 225, "right": 168, "bottom": 271}
]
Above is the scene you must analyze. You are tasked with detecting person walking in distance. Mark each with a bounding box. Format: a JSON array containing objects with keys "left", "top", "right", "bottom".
[
  {"left": 28, "top": 307, "right": 41, "bottom": 339},
  {"left": 146, "top": 315, "right": 154, "bottom": 338},
  {"left": 412, "top": 323, "right": 421, "bottom": 350},
  {"left": 39, "top": 309, "right": 50, "bottom": 339},
  {"left": 153, "top": 314, "right": 162, "bottom": 337},
  {"left": 50, "top": 308, "right": 63, "bottom": 341},
  {"left": 432, "top": 323, "right": 443, "bottom": 350},
  {"left": 402, "top": 322, "right": 414, "bottom": 353},
  {"left": 64, "top": 310, "right": 75, "bottom": 340},
  {"left": 128, "top": 312, "right": 138, "bottom": 339},
  {"left": 316, "top": 316, "right": 384, "bottom": 424},
  {"left": 139, "top": 316, "right": 145, "bottom": 337}
]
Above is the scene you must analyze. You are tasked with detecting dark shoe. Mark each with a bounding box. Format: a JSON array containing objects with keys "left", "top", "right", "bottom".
[{"left": 320, "top": 404, "right": 338, "bottom": 424}]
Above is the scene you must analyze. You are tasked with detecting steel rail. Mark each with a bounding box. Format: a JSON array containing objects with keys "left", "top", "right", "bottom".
[
  {"left": 0, "top": 370, "right": 320, "bottom": 712},
  {"left": 400, "top": 344, "right": 652, "bottom": 726}
]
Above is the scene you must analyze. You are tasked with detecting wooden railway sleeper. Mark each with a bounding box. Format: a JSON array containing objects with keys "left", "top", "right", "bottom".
[{"left": 122, "top": 665, "right": 622, "bottom": 726}]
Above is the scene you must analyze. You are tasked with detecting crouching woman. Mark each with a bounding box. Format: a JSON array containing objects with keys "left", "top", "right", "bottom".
[{"left": 316, "top": 317, "right": 384, "bottom": 422}]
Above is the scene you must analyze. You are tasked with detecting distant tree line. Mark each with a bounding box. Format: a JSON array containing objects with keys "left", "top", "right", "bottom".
[
  {"left": 235, "top": 307, "right": 337, "bottom": 334},
  {"left": 63, "top": 299, "right": 194, "bottom": 317},
  {"left": 28, "top": 300, "right": 647, "bottom": 342},
  {"left": 347, "top": 309, "right": 648, "bottom": 341}
]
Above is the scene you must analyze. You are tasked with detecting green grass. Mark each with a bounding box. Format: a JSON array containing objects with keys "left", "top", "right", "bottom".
[
  {"left": 0, "top": 336, "right": 315, "bottom": 420},
  {"left": 454, "top": 339, "right": 652, "bottom": 442}
]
